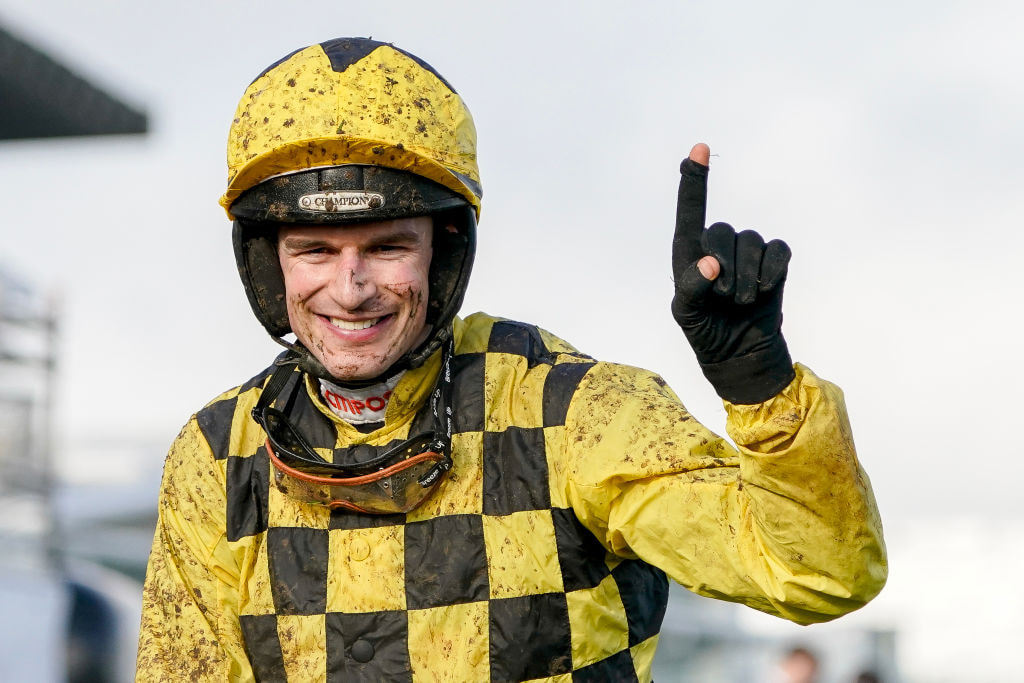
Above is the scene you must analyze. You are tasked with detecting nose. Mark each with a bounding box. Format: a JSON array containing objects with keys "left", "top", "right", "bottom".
[{"left": 330, "top": 251, "right": 377, "bottom": 310}]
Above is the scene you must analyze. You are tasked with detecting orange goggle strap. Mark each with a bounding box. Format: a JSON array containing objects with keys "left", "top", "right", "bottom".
[
  {"left": 266, "top": 438, "right": 445, "bottom": 486},
  {"left": 267, "top": 439, "right": 450, "bottom": 514}
]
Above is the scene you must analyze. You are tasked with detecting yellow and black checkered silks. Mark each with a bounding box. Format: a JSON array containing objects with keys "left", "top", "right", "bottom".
[
  {"left": 219, "top": 38, "right": 481, "bottom": 219},
  {"left": 138, "top": 314, "right": 887, "bottom": 682}
]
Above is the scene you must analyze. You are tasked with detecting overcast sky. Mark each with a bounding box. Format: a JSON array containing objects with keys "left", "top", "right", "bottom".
[{"left": 1, "top": 1, "right": 1022, "bottom": 679}]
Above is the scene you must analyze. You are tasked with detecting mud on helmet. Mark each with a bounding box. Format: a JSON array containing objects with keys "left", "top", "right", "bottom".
[{"left": 221, "top": 37, "right": 481, "bottom": 382}]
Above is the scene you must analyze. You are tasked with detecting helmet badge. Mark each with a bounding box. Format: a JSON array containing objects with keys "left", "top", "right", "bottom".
[{"left": 298, "top": 191, "right": 386, "bottom": 213}]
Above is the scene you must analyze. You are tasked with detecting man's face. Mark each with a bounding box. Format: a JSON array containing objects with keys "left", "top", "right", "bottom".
[{"left": 278, "top": 216, "right": 433, "bottom": 381}]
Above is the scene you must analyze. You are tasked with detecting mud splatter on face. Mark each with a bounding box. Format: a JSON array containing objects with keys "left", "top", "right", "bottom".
[{"left": 278, "top": 218, "right": 433, "bottom": 380}]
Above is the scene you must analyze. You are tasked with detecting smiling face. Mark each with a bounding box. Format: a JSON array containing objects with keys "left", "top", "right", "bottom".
[{"left": 277, "top": 216, "right": 433, "bottom": 381}]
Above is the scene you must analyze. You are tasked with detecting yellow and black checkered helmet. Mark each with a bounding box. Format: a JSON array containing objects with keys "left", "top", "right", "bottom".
[{"left": 224, "top": 38, "right": 481, "bottom": 378}]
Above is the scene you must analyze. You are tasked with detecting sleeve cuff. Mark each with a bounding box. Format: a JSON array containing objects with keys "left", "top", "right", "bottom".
[{"left": 699, "top": 336, "right": 795, "bottom": 404}]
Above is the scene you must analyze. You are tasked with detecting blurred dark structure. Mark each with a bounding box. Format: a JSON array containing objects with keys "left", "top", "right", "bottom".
[
  {"left": 0, "top": 22, "right": 147, "bottom": 140},
  {"left": 0, "top": 19, "right": 148, "bottom": 681}
]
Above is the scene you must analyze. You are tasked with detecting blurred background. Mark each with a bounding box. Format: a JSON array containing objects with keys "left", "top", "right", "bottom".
[{"left": 1, "top": 1, "right": 1021, "bottom": 681}]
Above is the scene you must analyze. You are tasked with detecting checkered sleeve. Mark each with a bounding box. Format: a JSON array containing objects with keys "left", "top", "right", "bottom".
[
  {"left": 562, "top": 361, "right": 887, "bottom": 625},
  {"left": 137, "top": 413, "right": 254, "bottom": 681}
]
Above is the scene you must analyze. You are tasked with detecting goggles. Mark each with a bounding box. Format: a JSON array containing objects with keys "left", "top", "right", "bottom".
[{"left": 251, "top": 340, "right": 454, "bottom": 514}]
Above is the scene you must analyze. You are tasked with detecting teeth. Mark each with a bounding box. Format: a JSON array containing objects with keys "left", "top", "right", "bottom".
[{"left": 330, "top": 317, "right": 380, "bottom": 331}]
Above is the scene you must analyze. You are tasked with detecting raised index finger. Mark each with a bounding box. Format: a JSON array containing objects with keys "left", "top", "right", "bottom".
[{"left": 673, "top": 143, "right": 710, "bottom": 272}]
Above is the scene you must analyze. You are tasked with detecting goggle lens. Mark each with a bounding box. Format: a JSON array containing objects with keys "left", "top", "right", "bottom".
[
  {"left": 250, "top": 338, "right": 455, "bottom": 515},
  {"left": 267, "top": 438, "right": 450, "bottom": 514}
]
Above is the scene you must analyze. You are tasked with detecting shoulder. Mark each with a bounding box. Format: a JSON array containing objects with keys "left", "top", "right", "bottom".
[
  {"left": 455, "top": 312, "right": 592, "bottom": 365},
  {"left": 453, "top": 313, "right": 672, "bottom": 426},
  {"left": 455, "top": 312, "right": 668, "bottom": 387}
]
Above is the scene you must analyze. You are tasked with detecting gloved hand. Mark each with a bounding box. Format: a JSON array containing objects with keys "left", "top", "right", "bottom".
[{"left": 671, "top": 143, "right": 796, "bottom": 404}]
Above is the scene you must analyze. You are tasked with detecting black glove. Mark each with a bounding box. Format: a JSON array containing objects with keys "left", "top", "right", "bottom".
[{"left": 671, "top": 153, "right": 795, "bottom": 404}]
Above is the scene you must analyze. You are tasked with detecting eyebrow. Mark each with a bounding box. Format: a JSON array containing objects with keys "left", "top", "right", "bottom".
[
  {"left": 368, "top": 228, "right": 424, "bottom": 246},
  {"left": 279, "top": 235, "right": 329, "bottom": 252}
]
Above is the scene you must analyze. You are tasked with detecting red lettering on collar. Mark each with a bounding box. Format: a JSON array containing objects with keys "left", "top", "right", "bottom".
[{"left": 322, "top": 389, "right": 391, "bottom": 417}]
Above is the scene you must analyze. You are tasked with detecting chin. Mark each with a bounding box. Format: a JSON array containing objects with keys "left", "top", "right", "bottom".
[
  {"left": 321, "top": 354, "right": 395, "bottom": 382},
  {"left": 308, "top": 329, "right": 424, "bottom": 381}
]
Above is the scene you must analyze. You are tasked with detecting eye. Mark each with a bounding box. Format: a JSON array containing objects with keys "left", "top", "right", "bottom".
[
  {"left": 289, "top": 247, "right": 330, "bottom": 263},
  {"left": 281, "top": 240, "right": 333, "bottom": 259},
  {"left": 371, "top": 244, "right": 406, "bottom": 255}
]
